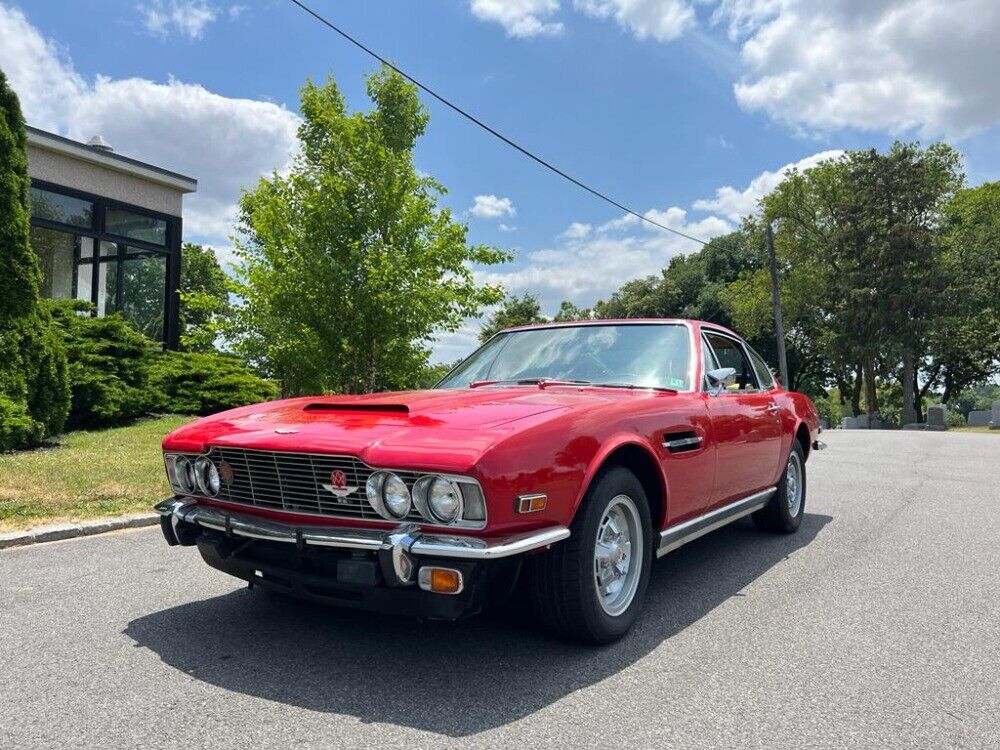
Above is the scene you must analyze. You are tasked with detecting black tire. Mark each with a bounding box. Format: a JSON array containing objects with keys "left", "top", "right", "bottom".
[
  {"left": 528, "top": 466, "right": 653, "bottom": 644},
  {"left": 752, "top": 440, "right": 806, "bottom": 533}
]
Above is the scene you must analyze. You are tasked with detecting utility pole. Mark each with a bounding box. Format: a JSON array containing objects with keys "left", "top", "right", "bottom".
[{"left": 766, "top": 222, "right": 789, "bottom": 387}]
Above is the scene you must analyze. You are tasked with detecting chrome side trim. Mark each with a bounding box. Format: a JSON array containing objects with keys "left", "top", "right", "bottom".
[
  {"left": 154, "top": 498, "right": 569, "bottom": 560},
  {"left": 656, "top": 487, "right": 776, "bottom": 557}
]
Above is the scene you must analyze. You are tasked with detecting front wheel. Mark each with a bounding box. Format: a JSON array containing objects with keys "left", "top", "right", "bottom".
[
  {"left": 753, "top": 441, "right": 806, "bottom": 533},
  {"left": 528, "top": 466, "right": 653, "bottom": 644}
]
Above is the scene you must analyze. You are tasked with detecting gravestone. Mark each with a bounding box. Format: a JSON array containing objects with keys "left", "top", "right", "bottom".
[
  {"left": 819, "top": 417, "right": 830, "bottom": 430},
  {"left": 842, "top": 417, "right": 857, "bottom": 429},
  {"left": 926, "top": 404, "right": 947, "bottom": 431},
  {"left": 967, "top": 410, "right": 991, "bottom": 427},
  {"left": 992, "top": 400, "right": 1000, "bottom": 430},
  {"left": 855, "top": 414, "right": 871, "bottom": 429}
]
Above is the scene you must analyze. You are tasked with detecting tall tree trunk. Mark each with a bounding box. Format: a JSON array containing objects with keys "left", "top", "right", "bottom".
[
  {"left": 850, "top": 364, "right": 863, "bottom": 417},
  {"left": 862, "top": 357, "right": 878, "bottom": 417},
  {"left": 942, "top": 372, "right": 953, "bottom": 404},
  {"left": 901, "top": 352, "right": 917, "bottom": 425}
]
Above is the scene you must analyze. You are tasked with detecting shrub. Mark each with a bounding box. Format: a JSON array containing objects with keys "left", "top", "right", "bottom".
[
  {"left": 0, "top": 394, "right": 42, "bottom": 452},
  {"left": 146, "top": 350, "right": 277, "bottom": 416},
  {"left": 945, "top": 409, "right": 966, "bottom": 428},
  {"left": 48, "top": 301, "right": 153, "bottom": 428}
]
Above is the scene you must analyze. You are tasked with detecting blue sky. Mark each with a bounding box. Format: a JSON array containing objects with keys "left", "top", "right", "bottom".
[{"left": 4, "top": 1, "right": 1000, "bottom": 360}]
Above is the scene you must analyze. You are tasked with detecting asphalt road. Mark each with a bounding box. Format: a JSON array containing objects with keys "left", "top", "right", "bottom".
[{"left": 2, "top": 430, "right": 998, "bottom": 749}]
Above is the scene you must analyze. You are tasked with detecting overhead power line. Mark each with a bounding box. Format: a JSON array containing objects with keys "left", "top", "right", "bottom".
[{"left": 285, "top": 0, "right": 711, "bottom": 247}]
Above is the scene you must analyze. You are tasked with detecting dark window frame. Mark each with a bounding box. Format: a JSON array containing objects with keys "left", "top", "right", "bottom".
[{"left": 27, "top": 179, "right": 182, "bottom": 348}]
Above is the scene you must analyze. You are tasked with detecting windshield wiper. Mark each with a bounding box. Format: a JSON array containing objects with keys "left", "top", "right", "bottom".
[
  {"left": 588, "top": 382, "right": 678, "bottom": 393},
  {"left": 469, "top": 377, "right": 592, "bottom": 389}
]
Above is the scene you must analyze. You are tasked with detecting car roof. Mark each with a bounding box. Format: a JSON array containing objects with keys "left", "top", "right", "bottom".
[{"left": 502, "top": 318, "right": 742, "bottom": 339}]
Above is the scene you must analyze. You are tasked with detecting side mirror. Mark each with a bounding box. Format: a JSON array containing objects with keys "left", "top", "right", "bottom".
[{"left": 706, "top": 367, "right": 737, "bottom": 396}]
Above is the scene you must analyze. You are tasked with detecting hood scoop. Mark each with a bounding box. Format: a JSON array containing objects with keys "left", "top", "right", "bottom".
[{"left": 303, "top": 402, "right": 409, "bottom": 414}]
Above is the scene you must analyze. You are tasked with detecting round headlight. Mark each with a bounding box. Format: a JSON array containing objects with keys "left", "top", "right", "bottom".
[
  {"left": 427, "top": 477, "right": 463, "bottom": 524},
  {"left": 366, "top": 471, "right": 411, "bottom": 520},
  {"left": 381, "top": 473, "right": 411, "bottom": 518},
  {"left": 195, "top": 456, "right": 220, "bottom": 496},
  {"left": 174, "top": 456, "right": 197, "bottom": 494}
]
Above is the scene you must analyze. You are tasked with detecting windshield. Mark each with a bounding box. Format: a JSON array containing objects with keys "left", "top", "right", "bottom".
[{"left": 437, "top": 324, "right": 693, "bottom": 391}]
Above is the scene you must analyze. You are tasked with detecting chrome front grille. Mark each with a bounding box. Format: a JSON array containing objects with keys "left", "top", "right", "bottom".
[{"left": 208, "top": 447, "right": 427, "bottom": 523}]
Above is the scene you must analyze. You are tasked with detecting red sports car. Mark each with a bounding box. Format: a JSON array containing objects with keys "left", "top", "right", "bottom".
[{"left": 156, "top": 319, "right": 823, "bottom": 643}]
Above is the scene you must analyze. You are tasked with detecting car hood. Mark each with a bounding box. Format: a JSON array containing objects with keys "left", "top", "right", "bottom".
[{"left": 162, "top": 387, "right": 648, "bottom": 474}]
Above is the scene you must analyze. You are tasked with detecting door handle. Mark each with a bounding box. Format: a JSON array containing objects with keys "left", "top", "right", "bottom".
[{"left": 766, "top": 403, "right": 780, "bottom": 413}]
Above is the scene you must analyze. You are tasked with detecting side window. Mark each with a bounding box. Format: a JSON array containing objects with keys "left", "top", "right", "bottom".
[
  {"left": 747, "top": 347, "right": 776, "bottom": 390},
  {"left": 704, "top": 332, "right": 759, "bottom": 392}
]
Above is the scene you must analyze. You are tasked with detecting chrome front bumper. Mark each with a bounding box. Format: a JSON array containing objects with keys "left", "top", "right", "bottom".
[{"left": 154, "top": 498, "right": 570, "bottom": 561}]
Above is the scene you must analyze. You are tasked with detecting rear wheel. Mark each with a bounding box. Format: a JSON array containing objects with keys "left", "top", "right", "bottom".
[
  {"left": 528, "top": 466, "right": 652, "bottom": 644},
  {"left": 752, "top": 441, "right": 805, "bottom": 533}
]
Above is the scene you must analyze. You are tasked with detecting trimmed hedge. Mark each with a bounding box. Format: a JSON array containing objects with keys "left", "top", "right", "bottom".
[{"left": 146, "top": 350, "right": 278, "bottom": 416}]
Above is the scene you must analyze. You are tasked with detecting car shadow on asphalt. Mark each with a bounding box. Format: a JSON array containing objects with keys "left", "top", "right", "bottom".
[{"left": 125, "top": 512, "right": 831, "bottom": 737}]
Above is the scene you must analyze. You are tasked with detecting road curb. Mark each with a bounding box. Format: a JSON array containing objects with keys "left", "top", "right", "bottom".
[{"left": 0, "top": 514, "right": 158, "bottom": 550}]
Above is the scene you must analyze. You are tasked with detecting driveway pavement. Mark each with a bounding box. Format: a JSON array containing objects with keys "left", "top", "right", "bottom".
[{"left": 2, "top": 430, "right": 998, "bottom": 749}]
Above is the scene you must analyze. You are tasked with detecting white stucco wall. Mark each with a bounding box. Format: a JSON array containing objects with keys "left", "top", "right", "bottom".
[{"left": 26, "top": 144, "right": 185, "bottom": 217}]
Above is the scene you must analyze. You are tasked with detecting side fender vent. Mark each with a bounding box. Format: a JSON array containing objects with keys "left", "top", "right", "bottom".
[{"left": 662, "top": 431, "right": 702, "bottom": 453}]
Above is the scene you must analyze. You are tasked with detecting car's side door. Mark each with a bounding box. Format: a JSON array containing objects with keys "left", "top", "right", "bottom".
[{"left": 701, "top": 330, "right": 783, "bottom": 505}]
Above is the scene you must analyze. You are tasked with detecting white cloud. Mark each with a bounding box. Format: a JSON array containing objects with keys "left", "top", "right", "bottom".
[
  {"left": 574, "top": 0, "right": 695, "bottom": 41},
  {"left": 469, "top": 0, "right": 563, "bottom": 37},
  {"left": 138, "top": 0, "right": 218, "bottom": 40},
  {"left": 560, "top": 221, "right": 592, "bottom": 239},
  {"left": 692, "top": 149, "right": 842, "bottom": 222},
  {"left": 467, "top": 0, "right": 1000, "bottom": 138},
  {"left": 479, "top": 208, "right": 730, "bottom": 313},
  {"left": 0, "top": 4, "right": 300, "bottom": 248},
  {"left": 470, "top": 194, "right": 517, "bottom": 219},
  {"left": 499, "top": 223, "right": 518, "bottom": 232},
  {"left": 717, "top": 0, "right": 1000, "bottom": 138}
]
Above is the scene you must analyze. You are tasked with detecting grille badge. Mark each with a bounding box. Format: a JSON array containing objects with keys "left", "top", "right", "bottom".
[
  {"left": 322, "top": 469, "right": 358, "bottom": 500},
  {"left": 274, "top": 428, "right": 298, "bottom": 434}
]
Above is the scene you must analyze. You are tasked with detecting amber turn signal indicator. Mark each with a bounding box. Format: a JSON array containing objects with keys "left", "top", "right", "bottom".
[
  {"left": 516, "top": 493, "right": 547, "bottom": 513},
  {"left": 418, "top": 566, "right": 464, "bottom": 594}
]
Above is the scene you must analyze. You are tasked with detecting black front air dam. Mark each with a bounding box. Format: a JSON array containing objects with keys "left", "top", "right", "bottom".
[{"left": 194, "top": 531, "right": 520, "bottom": 620}]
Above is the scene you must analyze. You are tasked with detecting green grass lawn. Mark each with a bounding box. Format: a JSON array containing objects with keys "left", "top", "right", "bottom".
[
  {"left": 0, "top": 415, "right": 191, "bottom": 532},
  {"left": 953, "top": 425, "right": 1000, "bottom": 434}
]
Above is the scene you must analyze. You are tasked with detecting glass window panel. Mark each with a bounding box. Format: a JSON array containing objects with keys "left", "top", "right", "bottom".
[
  {"left": 29, "top": 187, "right": 93, "bottom": 228},
  {"left": 76, "top": 237, "right": 94, "bottom": 309},
  {"left": 747, "top": 347, "right": 775, "bottom": 389},
  {"left": 96, "top": 242, "right": 118, "bottom": 318},
  {"left": 29, "top": 226, "right": 75, "bottom": 299},
  {"left": 438, "top": 324, "right": 692, "bottom": 391},
  {"left": 120, "top": 246, "right": 167, "bottom": 341},
  {"left": 105, "top": 207, "right": 167, "bottom": 245},
  {"left": 704, "top": 333, "right": 758, "bottom": 392}
]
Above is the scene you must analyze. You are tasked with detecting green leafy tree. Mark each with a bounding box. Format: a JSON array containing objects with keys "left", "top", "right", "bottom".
[
  {"left": 728, "top": 144, "right": 965, "bottom": 420},
  {"left": 552, "top": 300, "right": 592, "bottom": 322},
  {"left": 0, "top": 69, "right": 69, "bottom": 449},
  {"left": 229, "top": 68, "right": 508, "bottom": 395},
  {"left": 178, "top": 242, "right": 231, "bottom": 352},
  {"left": 478, "top": 293, "right": 547, "bottom": 342}
]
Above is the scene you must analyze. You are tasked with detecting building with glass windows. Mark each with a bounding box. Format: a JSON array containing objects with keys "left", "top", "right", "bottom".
[{"left": 25, "top": 126, "right": 197, "bottom": 348}]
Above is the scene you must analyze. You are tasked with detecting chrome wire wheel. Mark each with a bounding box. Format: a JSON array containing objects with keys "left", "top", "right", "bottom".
[
  {"left": 593, "top": 494, "right": 644, "bottom": 617},
  {"left": 786, "top": 451, "right": 803, "bottom": 517}
]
